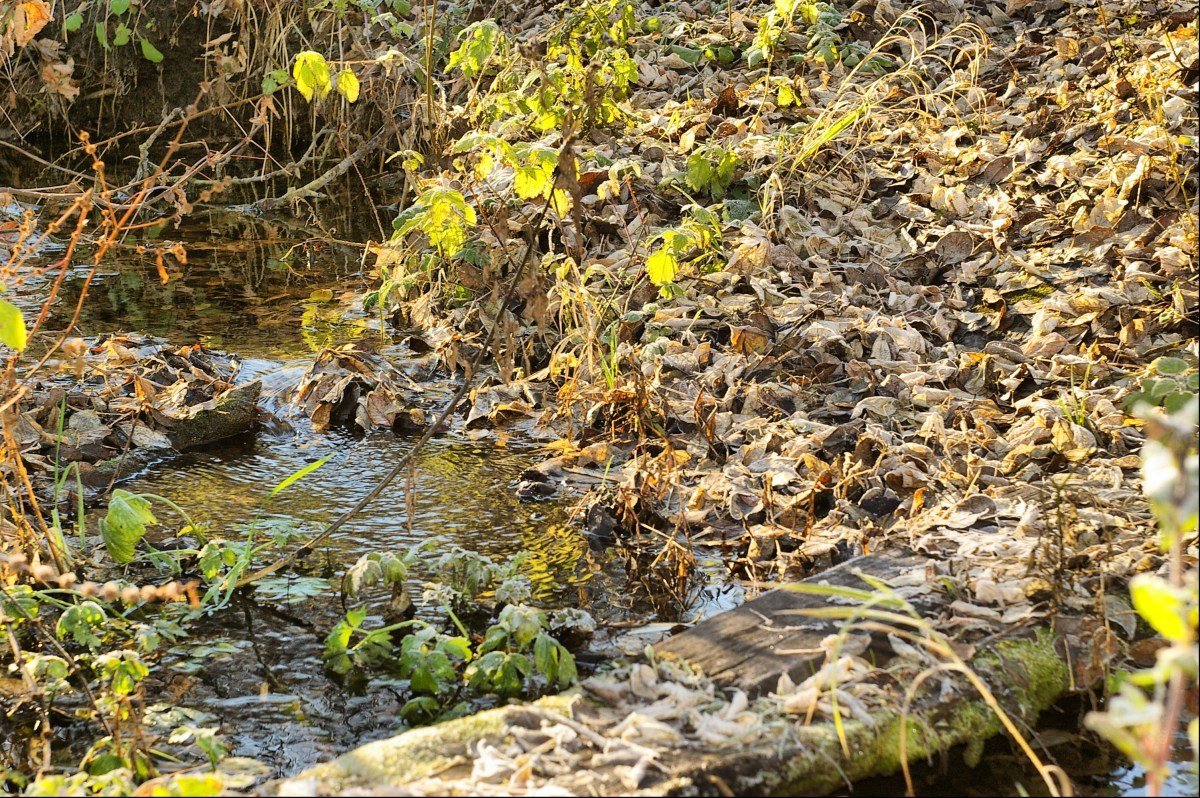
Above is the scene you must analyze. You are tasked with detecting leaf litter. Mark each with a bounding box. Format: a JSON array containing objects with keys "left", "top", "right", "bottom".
[
  {"left": 300, "top": 0, "right": 1198, "bottom": 789},
  {"left": 384, "top": 0, "right": 1197, "bottom": 631}
]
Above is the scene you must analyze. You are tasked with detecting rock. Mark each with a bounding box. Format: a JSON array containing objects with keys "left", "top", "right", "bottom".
[{"left": 164, "top": 380, "right": 262, "bottom": 451}]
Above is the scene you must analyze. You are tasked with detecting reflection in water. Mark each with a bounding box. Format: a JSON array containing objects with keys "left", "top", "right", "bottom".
[
  {"left": 8, "top": 207, "right": 371, "bottom": 359},
  {"left": 129, "top": 428, "right": 585, "bottom": 597}
]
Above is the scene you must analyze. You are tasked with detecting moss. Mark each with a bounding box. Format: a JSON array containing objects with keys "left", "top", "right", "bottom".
[
  {"left": 739, "top": 631, "right": 1072, "bottom": 796},
  {"left": 166, "top": 380, "right": 261, "bottom": 450},
  {"left": 278, "top": 694, "right": 577, "bottom": 794},
  {"left": 1004, "top": 284, "right": 1057, "bottom": 304}
]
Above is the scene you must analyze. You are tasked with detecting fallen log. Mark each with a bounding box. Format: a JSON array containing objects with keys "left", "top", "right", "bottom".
[
  {"left": 76, "top": 380, "right": 262, "bottom": 490},
  {"left": 275, "top": 551, "right": 1087, "bottom": 796}
]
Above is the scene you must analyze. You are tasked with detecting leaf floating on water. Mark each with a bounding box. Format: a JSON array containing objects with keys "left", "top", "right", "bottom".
[{"left": 268, "top": 455, "right": 331, "bottom": 498}]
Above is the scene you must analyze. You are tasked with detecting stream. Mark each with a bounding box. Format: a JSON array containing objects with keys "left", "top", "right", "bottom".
[
  {"left": 6, "top": 203, "right": 740, "bottom": 776},
  {"left": 5, "top": 203, "right": 1194, "bottom": 795}
]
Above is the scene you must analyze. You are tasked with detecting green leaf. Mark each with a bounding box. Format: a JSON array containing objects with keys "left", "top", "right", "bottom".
[
  {"left": 56, "top": 601, "right": 107, "bottom": 649},
  {"left": 1163, "top": 392, "right": 1192, "bottom": 413},
  {"left": 139, "top": 38, "right": 164, "bottom": 63},
  {"left": 95, "top": 22, "right": 108, "bottom": 49},
  {"left": 0, "top": 299, "right": 27, "bottom": 351},
  {"left": 335, "top": 69, "right": 360, "bottom": 103},
  {"left": 96, "top": 651, "right": 148, "bottom": 695},
  {"left": 1122, "top": 391, "right": 1149, "bottom": 411},
  {"left": 399, "top": 696, "right": 440, "bottom": 723},
  {"left": 533, "top": 632, "right": 554, "bottom": 676},
  {"left": 110, "top": 0, "right": 131, "bottom": 15},
  {"left": 478, "top": 624, "right": 508, "bottom": 654},
  {"left": 379, "top": 552, "right": 408, "bottom": 586},
  {"left": 669, "top": 45, "right": 703, "bottom": 65},
  {"left": 410, "top": 661, "right": 443, "bottom": 694},
  {"left": 1149, "top": 378, "right": 1175, "bottom": 400},
  {"left": 1129, "top": 574, "right": 1190, "bottom": 644},
  {"left": 323, "top": 609, "right": 362, "bottom": 673},
  {"left": 686, "top": 153, "right": 714, "bottom": 193},
  {"left": 1154, "top": 356, "right": 1189, "bottom": 376},
  {"left": 397, "top": 188, "right": 477, "bottom": 258},
  {"left": 268, "top": 455, "right": 330, "bottom": 498},
  {"left": 88, "top": 754, "right": 129, "bottom": 776},
  {"left": 64, "top": 13, "right": 83, "bottom": 33},
  {"left": 440, "top": 635, "right": 471, "bottom": 661},
  {"left": 100, "top": 489, "right": 157, "bottom": 564},
  {"left": 113, "top": 23, "right": 130, "bottom": 47},
  {"left": 292, "top": 50, "right": 332, "bottom": 102},
  {"left": 448, "top": 20, "right": 502, "bottom": 78}
]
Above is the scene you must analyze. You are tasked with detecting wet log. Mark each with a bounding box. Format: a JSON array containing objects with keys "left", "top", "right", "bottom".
[
  {"left": 655, "top": 548, "right": 943, "bottom": 697},
  {"left": 276, "top": 550, "right": 1087, "bottom": 797},
  {"left": 79, "top": 381, "right": 261, "bottom": 489},
  {"left": 163, "top": 379, "right": 262, "bottom": 451}
]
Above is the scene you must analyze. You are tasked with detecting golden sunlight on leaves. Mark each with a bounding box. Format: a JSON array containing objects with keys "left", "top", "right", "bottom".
[
  {"left": 336, "top": 69, "right": 360, "bottom": 103},
  {"left": 292, "top": 50, "right": 331, "bottom": 102}
]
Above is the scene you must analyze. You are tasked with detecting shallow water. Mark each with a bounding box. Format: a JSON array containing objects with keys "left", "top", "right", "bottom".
[{"left": 9, "top": 204, "right": 738, "bottom": 775}]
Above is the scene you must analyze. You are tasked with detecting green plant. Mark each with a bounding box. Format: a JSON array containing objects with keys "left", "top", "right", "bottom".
[
  {"left": 745, "top": 0, "right": 888, "bottom": 71},
  {"left": 1086, "top": 398, "right": 1198, "bottom": 795},
  {"left": 321, "top": 548, "right": 585, "bottom": 724},
  {"left": 448, "top": 20, "right": 505, "bottom": 79},
  {"left": 393, "top": 186, "right": 478, "bottom": 259},
  {"left": 1124, "top": 356, "right": 1198, "bottom": 414},
  {"left": 460, "top": 1, "right": 638, "bottom": 133},
  {"left": 685, "top": 144, "right": 741, "bottom": 200},
  {"left": 62, "top": 0, "right": 165, "bottom": 63},
  {"left": 645, "top": 204, "right": 724, "bottom": 292},
  {"left": 291, "top": 50, "right": 361, "bottom": 104}
]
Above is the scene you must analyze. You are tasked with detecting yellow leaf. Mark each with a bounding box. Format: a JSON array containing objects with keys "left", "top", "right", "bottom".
[
  {"left": 544, "top": 438, "right": 579, "bottom": 455},
  {"left": 0, "top": 299, "right": 27, "bottom": 351},
  {"left": 550, "top": 188, "right": 571, "bottom": 217},
  {"left": 646, "top": 246, "right": 677, "bottom": 286},
  {"left": 16, "top": 1, "right": 52, "bottom": 47},
  {"left": 335, "top": 69, "right": 360, "bottom": 103},
  {"left": 292, "top": 51, "right": 331, "bottom": 103},
  {"left": 1129, "top": 575, "right": 1192, "bottom": 644}
]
